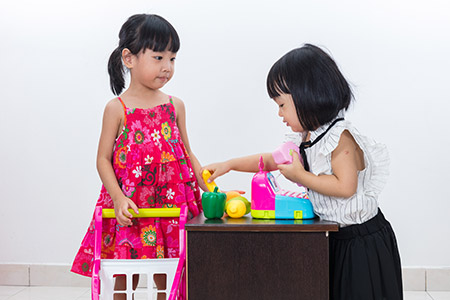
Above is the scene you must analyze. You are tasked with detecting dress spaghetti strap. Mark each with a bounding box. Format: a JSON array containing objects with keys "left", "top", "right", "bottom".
[{"left": 117, "top": 97, "right": 127, "bottom": 126}]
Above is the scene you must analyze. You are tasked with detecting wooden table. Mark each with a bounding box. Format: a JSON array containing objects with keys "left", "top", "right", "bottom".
[{"left": 185, "top": 215, "right": 339, "bottom": 300}]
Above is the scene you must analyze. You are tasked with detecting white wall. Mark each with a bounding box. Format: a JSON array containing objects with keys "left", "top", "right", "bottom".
[{"left": 1, "top": 0, "right": 449, "bottom": 267}]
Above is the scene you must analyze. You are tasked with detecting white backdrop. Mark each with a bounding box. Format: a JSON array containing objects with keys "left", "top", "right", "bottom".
[{"left": 1, "top": 0, "right": 449, "bottom": 267}]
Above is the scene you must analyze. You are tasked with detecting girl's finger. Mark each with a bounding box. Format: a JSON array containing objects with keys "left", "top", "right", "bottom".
[
  {"left": 129, "top": 201, "right": 139, "bottom": 215},
  {"left": 123, "top": 208, "right": 133, "bottom": 218}
]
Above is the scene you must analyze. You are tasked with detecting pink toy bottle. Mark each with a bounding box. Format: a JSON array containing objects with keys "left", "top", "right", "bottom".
[{"left": 272, "top": 141, "right": 302, "bottom": 165}]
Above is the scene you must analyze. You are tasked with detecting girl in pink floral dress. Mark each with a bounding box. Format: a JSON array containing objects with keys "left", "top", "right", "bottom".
[{"left": 71, "top": 14, "right": 205, "bottom": 295}]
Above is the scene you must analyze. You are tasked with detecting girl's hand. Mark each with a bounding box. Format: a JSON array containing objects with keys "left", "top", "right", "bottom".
[
  {"left": 277, "top": 151, "right": 306, "bottom": 185},
  {"left": 202, "top": 162, "right": 231, "bottom": 183},
  {"left": 196, "top": 177, "right": 209, "bottom": 192},
  {"left": 112, "top": 195, "right": 139, "bottom": 226}
]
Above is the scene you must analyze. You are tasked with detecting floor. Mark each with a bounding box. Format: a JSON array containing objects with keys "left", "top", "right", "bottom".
[
  {"left": 0, "top": 286, "right": 450, "bottom": 300},
  {"left": 0, "top": 285, "right": 166, "bottom": 300}
]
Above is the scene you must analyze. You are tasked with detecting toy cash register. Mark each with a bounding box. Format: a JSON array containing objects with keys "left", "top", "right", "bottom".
[{"left": 251, "top": 142, "right": 315, "bottom": 220}]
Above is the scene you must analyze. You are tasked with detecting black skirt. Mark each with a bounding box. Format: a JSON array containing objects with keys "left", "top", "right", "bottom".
[{"left": 329, "top": 209, "right": 403, "bottom": 300}]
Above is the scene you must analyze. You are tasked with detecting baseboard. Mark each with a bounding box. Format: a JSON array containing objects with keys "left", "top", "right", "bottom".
[
  {"left": 402, "top": 268, "right": 450, "bottom": 291},
  {"left": 402, "top": 268, "right": 426, "bottom": 291},
  {"left": 1, "top": 264, "right": 449, "bottom": 291}
]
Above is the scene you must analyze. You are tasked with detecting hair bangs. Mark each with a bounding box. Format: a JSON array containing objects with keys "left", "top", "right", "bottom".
[
  {"left": 267, "top": 64, "right": 291, "bottom": 99},
  {"left": 136, "top": 15, "right": 180, "bottom": 53}
]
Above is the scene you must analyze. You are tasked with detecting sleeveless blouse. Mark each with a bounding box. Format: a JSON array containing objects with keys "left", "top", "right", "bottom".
[{"left": 303, "top": 119, "right": 390, "bottom": 226}]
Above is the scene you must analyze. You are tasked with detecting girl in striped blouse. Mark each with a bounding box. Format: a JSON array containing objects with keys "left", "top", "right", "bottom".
[{"left": 204, "top": 44, "right": 402, "bottom": 300}]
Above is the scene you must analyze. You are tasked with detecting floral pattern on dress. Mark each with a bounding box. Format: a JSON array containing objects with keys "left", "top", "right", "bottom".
[
  {"left": 161, "top": 151, "right": 176, "bottom": 163},
  {"left": 141, "top": 225, "right": 157, "bottom": 246},
  {"left": 130, "top": 120, "right": 150, "bottom": 145},
  {"left": 122, "top": 179, "right": 136, "bottom": 198},
  {"left": 115, "top": 147, "right": 127, "bottom": 169},
  {"left": 161, "top": 122, "right": 172, "bottom": 141},
  {"left": 156, "top": 245, "right": 165, "bottom": 258}
]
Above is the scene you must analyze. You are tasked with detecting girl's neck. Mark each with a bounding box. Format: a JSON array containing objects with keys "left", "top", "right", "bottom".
[
  {"left": 125, "top": 82, "right": 163, "bottom": 98},
  {"left": 302, "top": 131, "right": 311, "bottom": 143}
]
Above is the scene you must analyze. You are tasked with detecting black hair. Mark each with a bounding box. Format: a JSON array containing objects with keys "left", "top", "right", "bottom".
[
  {"left": 266, "top": 44, "right": 353, "bottom": 131},
  {"left": 108, "top": 14, "right": 180, "bottom": 95}
]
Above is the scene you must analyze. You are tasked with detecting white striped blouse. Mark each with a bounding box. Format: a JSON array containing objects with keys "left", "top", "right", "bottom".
[{"left": 300, "top": 119, "right": 390, "bottom": 226}]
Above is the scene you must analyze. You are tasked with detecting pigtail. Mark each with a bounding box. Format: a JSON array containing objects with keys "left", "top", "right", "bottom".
[{"left": 107, "top": 47, "right": 125, "bottom": 96}]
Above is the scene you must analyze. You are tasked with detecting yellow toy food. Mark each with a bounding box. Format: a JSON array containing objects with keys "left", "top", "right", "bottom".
[
  {"left": 226, "top": 195, "right": 251, "bottom": 218},
  {"left": 202, "top": 169, "right": 220, "bottom": 192}
]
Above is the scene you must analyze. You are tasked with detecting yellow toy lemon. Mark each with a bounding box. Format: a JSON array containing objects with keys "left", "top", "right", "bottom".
[
  {"left": 226, "top": 200, "right": 247, "bottom": 218},
  {"left": 226, "top": 196, "right": 251, "bottom": 218}
]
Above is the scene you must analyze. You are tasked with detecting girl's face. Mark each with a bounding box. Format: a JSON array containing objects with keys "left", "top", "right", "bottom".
[
  {"left": 274, "top": 94, "right": 304, "bottom": 133},
  {"left": 130, "top": 49, "right": 176, "bottom": 90}
]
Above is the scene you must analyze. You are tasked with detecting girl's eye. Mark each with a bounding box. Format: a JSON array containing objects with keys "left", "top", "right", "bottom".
[
  {"left": 279, "top": 104, "right": 284, "bottom": 108},
  {"left": 154, "top": 56, "right": 163, "bottom": 60},
  {"left": 170, "top": 57, "right": 176, "bottom": 62}
]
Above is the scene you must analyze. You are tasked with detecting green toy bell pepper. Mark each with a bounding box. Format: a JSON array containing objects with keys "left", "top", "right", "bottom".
[{"left": 202, "top": 187, "right": 226, "bottom": 219}]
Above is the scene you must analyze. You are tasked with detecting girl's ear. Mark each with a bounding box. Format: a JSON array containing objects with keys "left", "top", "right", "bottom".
[{"left": 122, "top": 48, "right": 134, "bottom": 69}]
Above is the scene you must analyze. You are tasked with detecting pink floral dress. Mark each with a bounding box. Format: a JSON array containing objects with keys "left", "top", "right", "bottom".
[{"left": 71, "top": 96, "right": 201, "bottom": 277}]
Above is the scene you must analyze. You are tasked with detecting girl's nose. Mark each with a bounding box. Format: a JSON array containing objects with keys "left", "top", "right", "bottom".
[{"left": 162, "top": 60, "right": 173, "bottom": 72}]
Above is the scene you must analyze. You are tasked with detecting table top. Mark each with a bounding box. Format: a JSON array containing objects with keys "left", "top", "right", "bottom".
[{"left": 186, "top": 214, "right": 339, "bottom": 232}]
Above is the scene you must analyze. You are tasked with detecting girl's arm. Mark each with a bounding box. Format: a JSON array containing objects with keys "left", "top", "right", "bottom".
[
  {"left": 278, "top": 130, "right": 364, "bottom": 198},
  {"left": 204, "top": 153, "right": 278, "bottom": 182},
  {"left": 97, "top": 99, "right": 138, "bottom": 226},
  {"left": 172, "top": 97, "right": 209, "bottom": 192}
]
